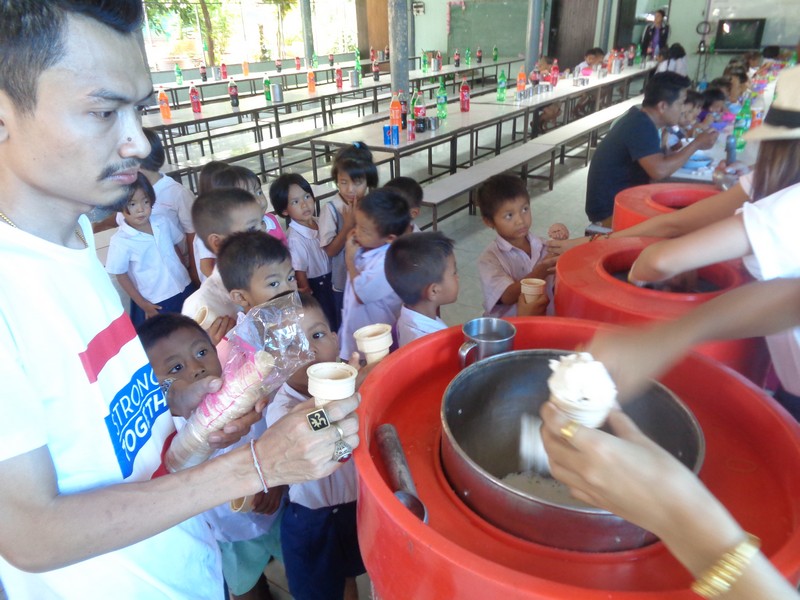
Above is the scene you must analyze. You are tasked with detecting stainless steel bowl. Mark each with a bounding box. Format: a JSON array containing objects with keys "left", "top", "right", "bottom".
[{"left": 440, "top": 349, "right": 705, "bottom": 552}]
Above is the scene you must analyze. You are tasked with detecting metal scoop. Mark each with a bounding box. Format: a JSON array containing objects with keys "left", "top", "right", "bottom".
[{"left": 375, "top": 423, "right": 429, "bottom": 523}]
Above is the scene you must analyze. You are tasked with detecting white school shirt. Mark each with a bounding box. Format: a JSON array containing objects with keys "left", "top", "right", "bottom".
[
  {"left": 478, "top": 232, "right": 552, "bottom": 318},
  {"left": 287, "top": 219, "right": 332, "bottom": 278},
  {"left": 105, "top": 214, "right": 190, "bottom": 303},
  {"left": 740, "top": 181, "right": 800, "bottom": 395},
  {"left": 152, "top": 174, "right": 195, "bottom": 234},
  {"left": 182, "top": 267, "right": 240, "bottom": 328},
  {"left": 0, "top": 216, "right": 221, "bottom": 599},
  {"left": 193, "top": 234, "right": 216, "bottom": 284},
  {"left": 396, "top": 306, "right": 447, "bottom": 347},
  {"left": 318, "top": 195, "right": 348, "bottom": 291},
  {"left": 339, "top": 243, "right": 403, "bottom": 360},
  {"left": 266, "top": 384, "right": 357, "bottom": 509}
]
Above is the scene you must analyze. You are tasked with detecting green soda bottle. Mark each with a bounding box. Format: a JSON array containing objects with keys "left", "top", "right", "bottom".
[
  {"left": 174, "top": 64, "right": 183, "bottom": 85},
  {"left": 354, "top": 50, "right": 361, "bottom": 71},
  {"left": 312, "top": 52, "right": 319, "bottom": 68},
  {"left": 465, "top": 48, "right": 471, "bottom": 66},
  {"left": 436, "top": 77, "right": 448, "bottom": 120},
  {"left": 733, "top": 101, "right": 750, "bottom": 151},
  {"left": 422, "top": 51, "right": 429, "bottom": 73},
  {"left": 263, "top": 76, "right": 271, "bottom": 101},
  {"left": 492, "top": 45, "right": 499, "bottom": 62},
  {"left": 496, "top": 69, "right": 507, "bottom": 101}
]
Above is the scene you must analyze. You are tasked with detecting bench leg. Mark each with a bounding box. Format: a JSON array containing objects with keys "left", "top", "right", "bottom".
[
  {"left": 549, "top": 150, "right": 556, "bottom": 191},
  {"left": 431, "top": 206, "right": 438, "bottom": 231},
  {"left": 559, "top": 144, "right": 566, "bottom": 164}
]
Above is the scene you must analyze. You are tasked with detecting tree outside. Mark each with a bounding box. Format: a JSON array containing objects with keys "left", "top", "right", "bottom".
[{"left": 142, "top": 0, "right": 359, "bottom": 73}]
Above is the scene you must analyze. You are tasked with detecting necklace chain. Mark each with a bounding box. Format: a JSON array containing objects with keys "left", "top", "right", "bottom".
[{"left": 0, "top": 209, "right": 87, "bottom": 248}]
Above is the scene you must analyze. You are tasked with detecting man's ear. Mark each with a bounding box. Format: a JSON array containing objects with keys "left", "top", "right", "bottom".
[
  {"left": 0, "top": 90, "right": 15, "bottom": 144},
  {"left": 208, "top": 233, "right": 224, "bottom": 254},
  {"left": 229, "top": 289, "right": 251, "bottom": 312}
]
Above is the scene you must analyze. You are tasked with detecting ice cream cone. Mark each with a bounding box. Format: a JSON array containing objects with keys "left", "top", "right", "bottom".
[
  {"left": 520, "top": 278, "right": 546, "bottom": 303},
  {"left": 354, "top": 323, "right": 393, "bottom": 364},
  {"left": 307, "top": 362, "right": 358, "bottom": 406},
  {"left": 547, "top": 352, "right": 617, "bottom": 428}
]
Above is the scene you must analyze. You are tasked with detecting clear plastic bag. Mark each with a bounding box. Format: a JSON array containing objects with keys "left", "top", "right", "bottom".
[{"left": 166, "top": 293, "right": 313, "bottom": 472}]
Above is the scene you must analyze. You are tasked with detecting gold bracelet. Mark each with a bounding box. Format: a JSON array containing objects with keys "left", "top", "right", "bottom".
[{"left": 691, "top": 533, "right": 761, "bottom": 598}]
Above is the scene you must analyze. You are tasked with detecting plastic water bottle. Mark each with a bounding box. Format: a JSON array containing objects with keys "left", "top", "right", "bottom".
[
  {"left": 228, "top": 78, "right": 239, "bottom": 107},
  {"left": 157, "top": 87, "right": 171, "bottom": 120},
  {"left": 189, "top": 83, "right": 202, "bottom": 113},
  {"left": 263, "top": 76, "right": 271, "bottom": 101},
  {"left": 398, "top": 90, "right": 408, "bottom": 129},
  {"left": 436, "top": 78, "right": 448, "bottom": 120},
  {"left": 174, "top": 64, "right": 183, "bottom": 85},
  {"left": 459, "top": 77, "right": 470, "bottom": 112},
  {"left": 496, "top": 69, "right": 507, "bottom": 102}
]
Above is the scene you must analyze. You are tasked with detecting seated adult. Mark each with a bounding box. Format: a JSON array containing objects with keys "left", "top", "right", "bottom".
[{"left": 584, "top": 72, "right": 718, "bottom": 226}]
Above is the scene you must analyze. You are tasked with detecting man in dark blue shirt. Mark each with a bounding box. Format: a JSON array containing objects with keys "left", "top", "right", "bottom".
[{"left": 585, "top": 72, "right": 718, "bottom": 225}]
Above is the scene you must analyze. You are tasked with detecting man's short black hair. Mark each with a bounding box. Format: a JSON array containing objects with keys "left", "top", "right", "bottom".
[
  {"left": 136, "top": 313, "right": 210, "bottom": 352},
  {"left": 642, "top": 71, "right": 691, "bottom": 108},
  {"left": 0, "top": 1, "right": 143, "bottom": 114},
  {"left": 191, "top": 188, "right": 260, "bottom": 251},
  {"left": 384, "top": 176, "right": 424, "bottom": 210},
  {"left": 358, "top": 188, "right": 411, "bottom": 237},
  {"left": 140, "top": 128, "right": 166, "bottom": 173},
  {"left": 476, "top": 173, "right": 530, "bottom": 220},
  {"left": 217, "top": 230, "right": 291, "bottom": 293},
  {"left": 385, "top": 232, "right": 455, "bottom": 305}
]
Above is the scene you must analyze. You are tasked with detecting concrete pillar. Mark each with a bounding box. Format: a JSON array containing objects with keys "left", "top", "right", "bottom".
[
  {"left": 388, "top": 0, "right": 409, "bottom": 94},
  {"left": 299, "top": 0, "right": 314, "bottom": 64},
  {"left": 524, "top": 0, "right": 544, "bottom": 75},
  {"left": 408, "top": 1, "right": 416, "bottom": 57}
]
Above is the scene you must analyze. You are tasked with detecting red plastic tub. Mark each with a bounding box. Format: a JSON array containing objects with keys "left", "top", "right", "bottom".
[
  {"left": 612, "top": 183, "right": 718, "bottom": 231},
  {"left": 356, "top": 318, "right": 800, "bottom": 599},
  {"left": 554, "top": 236, "right": 769, "bottom": 384}
]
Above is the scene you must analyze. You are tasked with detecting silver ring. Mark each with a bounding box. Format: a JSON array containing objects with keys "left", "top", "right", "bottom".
[
  {"left": 332, "top": 439, "right": 353, "bottom": 463},
  {"left": 333, "top": 423, "right": 345, "bottom": 441}
]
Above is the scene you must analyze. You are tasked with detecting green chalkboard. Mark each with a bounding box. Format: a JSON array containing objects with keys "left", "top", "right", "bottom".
[{"left": 447, "top": 0, "right": 529, "bottom": 60}]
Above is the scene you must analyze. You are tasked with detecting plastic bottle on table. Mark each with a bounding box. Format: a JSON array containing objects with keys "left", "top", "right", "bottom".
[
  {"left": 414, "top": 90, "right": 427, "bottom": 133},
  {"left": 276, "top": 58, "right": 283, "bottom": 72},
  {"left": 459, "top": 77, "right": 470, "bottom": 112},
  {"left": 492, "top": 45, "right": 499, "bottom": 62},
  {"left": 328, "top": 53, "right": 335, "bottom": 67},
  {"left": 242, "top": 60, "right": 250, "bottom": 76},
  {"left": 157, "top": 87, "right": 171, "bottom": 120},
  {"left": 389, "top": 93, "right": 402, "bottom": 128},
  {"left": 725, "top": 134, "right": 737, "bottom": 164},
  {"left": 174, "top": 63, "right": 183, "bottom": 85},
  {"left": 307, "top": 69, "right": 316, "bottom": 93},
  {"left": 199, "top": 64, "right": 207, "bottom": 82},
  {"left": 335, "top": 65, "right": 343, "bottom": 89},
  {"left": 372, "top": 60, "right": 380, "bottom": 81},
  {"left": 422, "top": 51, "right": 429, "bottom": 73},
  {"left": 516, "top": 66, "right": 526, "bottom": 93},
  {"left": 497, "top": 69, "right": 507, "bottom": 102},
  {"left": 228, "top": 78, "right": 239, "bottom": 107},
  {"left": 312, "top": 53, "right": 318, "bottom": 68},
  {"left": 750, "top": 93, "right": 766, "bottom": 128},
  {"left": 263, "top": 76, "right": 272, "bottom": 101},
  {"left": 465, "top": 48, "right": 471, "bottom": 66},
  {"left": 476, "top": 46, "right": 483, "bottom": 64},
  {"left": 551, "top": 59, "right": 560, "bottom": 85},
  {"left": 436, "top": 77, "right": 448, "bottom": 120},
  {"left": 733, "top": 101, "right": 750, "bottom": 151},
  {"left": 354, "top": 50, "right": 361, "bottom": 71},
  {"left": 189, "top": 83, "right": 202, "bottom": 113},
  {"left": 399, "top": 89, "right": 408, "bottom": 129},
  {"left": 220, "top": 63, "right": 228, "bottom": 79},
  {"left": 454, "top": 49, "right": 461, "bottom": 68},
  {"left": 385, "top": 45, "right": 390, "bottom": 60},
  {"left": 370, "top": 46, "right": 376, "bottom": 62},
  {"left": 408, "top": 90, "right": 417, "bottom": 133}
]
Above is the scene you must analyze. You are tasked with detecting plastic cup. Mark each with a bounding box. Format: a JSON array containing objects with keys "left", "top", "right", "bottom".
[
  {"left": 194, "top": 306, "right": 217, "bottom": 329},
  {"left": 307, "top": 362, "right": 358, "bottom": 406},
  {"left": 354, "top": 323, "right": 393, "bottom": 364},
  {"left": 520, "top": 278, "right": 546, "bottom": 303}
]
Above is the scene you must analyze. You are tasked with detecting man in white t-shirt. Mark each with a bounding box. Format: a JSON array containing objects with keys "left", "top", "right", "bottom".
[{"left": 0, "top": 3, "right": 360, "bottom": 597}]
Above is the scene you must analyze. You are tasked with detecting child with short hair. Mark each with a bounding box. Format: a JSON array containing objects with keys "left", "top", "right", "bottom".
[
  {"left": 266, "top": 293, "right": 365, "bottom": 600},
  {"left": 105, "top": 173, "right": 193, "bottom": 326},
  {"left": 665, "top": 89, "right": 703, "bottom": 151},
  {"left": 697, "top": 87, "right": 728, "bottom": 130},
  {"left": 216, "top": 230, "right": 297, "bottom": 313},
  {"left": 137, "top": 313, "right": 285, "bottom": 600},
  {"left": 385, "top": 176, "right": 424, "bottom": 232},
  {"left": 475, "top": 174, "right": 555, "bottom": 318},
  {"left": 270, "top": 173, "right": 339, "bottom": 330},
  {"left": 318, "top": 142, "right": 378, "bottom": 320},
  {"left": 182, "top": 188, "right": 265, "bottom": 331},
  {"left": 339, "top": 187, "right": 410, "bottom": 360},
  {"left": 385, "top": 232, "right": 459, "bottom": 346}
]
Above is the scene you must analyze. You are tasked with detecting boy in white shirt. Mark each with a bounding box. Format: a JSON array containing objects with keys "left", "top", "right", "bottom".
[
  {"left": 105, "top": 174, "right": 193, "bottom": 326},
  {"left": 385, "top": 176, "right": 424, "bottom": 233},
  {"left": 385, "top": 232, "right": 459, "bottom": 347},
  {"left": 476, "top": 174, "right": 555, "bottom": 318},
  {"left": 266, "top": 294, "right": 365, "bottom": 600},
  {"left": 339, "top": 188, "right": 410, "bottom": 360},
  {"left": 182, "top": 188, "right": 265, "bottom": 338}
]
